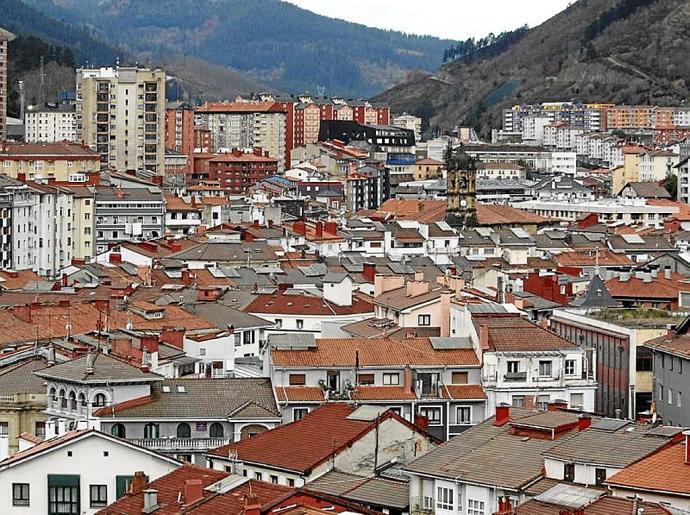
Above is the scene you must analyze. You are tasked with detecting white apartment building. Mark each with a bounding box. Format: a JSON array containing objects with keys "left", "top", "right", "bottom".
[
  {"left": 521, "top": 115, "right": 551, "bottom": 144},
  {"left": 391, "top": 113, "right": 422, "bottom": 143},
  {"left": 638, "top": 150, "right": 679, "bottom": 182},
  {"left": 512, "top": 198, "right": 678, "bottom": 228},
  {"left": 76, "top": 66, "right": 166, "bottom": 175},
  {"left": 552, "top": 151, "right": 577, "bottom": 175},
  {"left": 25, "top": 105, "right": 77, "bottom": 143}
]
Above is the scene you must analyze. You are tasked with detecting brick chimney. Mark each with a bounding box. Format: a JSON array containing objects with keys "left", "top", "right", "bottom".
[
  {"left": 496, "top": 496, "right": 514, "bottom": 515},
  {"left": 578, "top": 413, "right": 592, "bottom": 432},
  {"left": 244, "top": 494, "right": 261, "bottom": 515},
  {"left": 440, "top": 290, "right": 451, "bottom": 338},
  {"left": 479, "top": 326, "right": 490, "bottom": 351},
  {"left": 181, "top": 268, "right": 191, "bottom": 286},
  {"left": 109, "top": 252, "right": 122, "bottom": 264},
  {"left": 362, "top": 262, "right": 376, "bottom": 284},
  {"left": 140, "top": 335, "right": 160, "bottom": 355},
  {"left": 684, "top": 429, "right": 690, "bottom": 464},
  {"left": 547, "top": 399, "right": 568, "bottom": 412},
  {"left": 184, "top": 479, "right": 203, "bottom": 506},
  {"left": 406, "top": 280, "right": 429, "bottom": 297},
  {"left": 403, "top": 366, "right": 414, "bottom": 393},
  {"left": 315, "top": 221, "right": 323, "bottom": 238},
  {"left": 129, "top": 471, "right": 149, "bottom": 495},
  {"left": 494, "top": 404, "right": 511, "bottom": 426},
  {"left": 293, "top": 221, "right": 306, "bottom": 235},
  {"left": 414, "top": 413, "right": 429, "bottom": 431},
  {"left": 13, "top": 304, "right": 33, "bottom": 323},
  {"left": 324, "top": 221, "right": 338, "bottom": 235}
]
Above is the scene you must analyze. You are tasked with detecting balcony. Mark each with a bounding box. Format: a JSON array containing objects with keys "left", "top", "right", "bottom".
[
  {"left": 504, "top": 371, "right": 527, "bottom": 382},
  {"left": 410, "top": 496, "right": 434, "bottom": 515},
  {"left": 128, "top": 437, "right": 231, "bottom": 451}
]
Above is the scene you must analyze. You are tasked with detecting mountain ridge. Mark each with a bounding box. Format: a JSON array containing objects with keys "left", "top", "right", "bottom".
[{"left": 374, "top": 0, "right": 690, "bottom": 135}]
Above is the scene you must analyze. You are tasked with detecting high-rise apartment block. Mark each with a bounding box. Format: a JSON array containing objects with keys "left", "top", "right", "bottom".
[
  {"left": 25, "top": 104, "right": 77, "bottom": 143},
  {"left": 0, "top": 28, "right": 15, "bottom": 141},
  {"left": 165, "top": 101, "right": 195, "bottom": 159},
  {"left": 76, "top": 66, "right": 166, "bottom": 175}
]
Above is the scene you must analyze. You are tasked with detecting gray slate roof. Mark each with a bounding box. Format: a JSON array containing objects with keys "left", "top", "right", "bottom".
[
  {"left": 98, "top": 378, "right": 279, "bottom": 419},
  {"left": 184, "top": 303, "right": 272, "bottom": 330},
  {"left": 0, "top": 357, "right": 49, "bottom": 395},
  {"left": 569, "top": 275, "right": 622, "bottom": 308},
  {"left": 34, "top": 353, "right": 163, "bottom": 385},
  {"left": 307, "top": 470, "right": 409, "bottom": 509}
]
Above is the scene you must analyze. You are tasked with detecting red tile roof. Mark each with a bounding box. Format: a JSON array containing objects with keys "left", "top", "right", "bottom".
[
  {"left": 472, "top": 314, "right": 578, "bottom": 352},
  {"left": 274, "top": 386, "right": 325, "bottom": 402},
  {"left": 271, "top": 338, "right": 479, "bottom": 368},
  {"left": 0, "top": 141, "right": 99, "bottom": 159},
  {"left": 351, "top": 386, "right": 417, "bottom": 400},
  {"left": 555, "top": 250, "right": 633, "bottom": 267},
  {"left": 440, "top": 384, "right": 487, "bottom": 400},
  {"left": 477, "top": 203, "right": 549, "bottom": 226},
  {"left": 374, "top": 199, "right": 447, "bottom": 223},
  {"left": 164, "top": 195, "right": 202, "bottom": 212},
  {"left": 245, "top": 292, "right": 373, "bottom": 317},
  {"left": 196, "top": 101, "right": 285, "bottom": 114},
  {"left": 208, "top": 403, "right": 427, "bottom": 474},
  {"left": 97, "top": 463, "right": 288, "bottom": 514},
  {"left": 209, "top": 153, "right": 278, "bottom": 163},
  {"left": 605, "top": 272, "right": 689, "bottom": 300},
  {"left": 605, "top": 441, "right": 690, "bottom": 496},
  {"left": 0, "top": 269, "right": 44, "bottom": 290}
]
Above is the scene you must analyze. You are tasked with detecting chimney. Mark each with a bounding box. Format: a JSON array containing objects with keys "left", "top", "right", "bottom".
[
  {"left": 406, "top": 280, "right": 429, "bottom": 297},
  {"left": 480, "top": 326, "right": 490, "bottom": 351},
  {"left": 496, "top": 496, "right": 514, "bottom": 515},
  {"left": 414, "top": 413, "right": 429, "bottom": 431},
  {"left": 140, "top": 335, "right": 160, "bottom": 355},
  {"left": 85, "top": 352, "right": 96, "bottom": 375},
  {"left": 0, "top": 435, "right": 9, "bottom": 462},
  {"left": 130, "top": 471, "right": 149, "bottom": 495},
  {"left": 494, "top": 404, "right": 510, "bottom": 426},
  {"left": 643, "top": 272, "right": 652, "bottom": 283},
  {"left": 61, "top": 273, "right": 68, "bottom": 287},
  {"left": 651, "top": 268, "right": 658, "bottom": 278},
  {"left": 578, "top": 413, "right": 592, "bottom": 432},
  {"left": 181, "top": 268, "right": 191, "bottom": 286},
  {"left": 293, "top": 221, "right": 306, "bottom": 235},
  {"left": 324, "top": 221, "right": 338, "bottom": 235},
  {"left": 403, "top": 366, "right": 414, "bottom": 393},
  {"left": 109, "top": 252, "right": 122, "bottom": 264},
  {"left": 547, "top": 399, "right": 568, "bottom": 412},
  {"left": 683, "top": 429, "right": 690, "bottom": 465},
  {"left": 414, "top": 271, "right": 424, "bottom": 281},
  {"left": 362, "top": 262, "right": 376, "bottom": 284},
  {"left": 440, "top": 290, "right": 451, "bottom": 338},
  {"left": 184, "top": 479, "right": 203, "bottom": 506},
  {"left": 244, "top": 494, "right": 262, "bottom": 515},
  {"left": 315, "top": 222, "right": 323, "bottom": 238},
  {"left": 620, "top": 272, "right": 630, "bottom": 282},
  {"left": 665, "top": 267, "right": 672, "bottom": 280},
  {"left": 142, "top": 489, "right": 159, "bottom": 513},
  {"left": 116, "top": 187, "right": 124, "bottom": 199},
  {"left": 13, "top": 304, "right": 33, "bottom": 323}
]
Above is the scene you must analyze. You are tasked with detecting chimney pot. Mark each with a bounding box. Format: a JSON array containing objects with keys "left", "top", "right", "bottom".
[
  {"left": 142, "top": 488, "right": 158, "bottom": 513},
  {"left": 578, "top": 413, "right": 592, "bottom": 432},
  {"left": 130, "top": 471, "right": 149, "bottom": 495},
  {"left": 494, "top": 404, "right": 510, "bottom": 426}
]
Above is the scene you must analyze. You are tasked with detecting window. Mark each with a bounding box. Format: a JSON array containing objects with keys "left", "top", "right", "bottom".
[
  {"left": 507, "top": 360, "right": 519, "bottom": 374},
  {"left": 287, "top": 478, "right": 295, "bottom": 487},
  {"left": 452, "top": 371, "right": 468, "bottom": 384},
  {"left": 93, "top": 393, "right": 107, "bottom": 407},
  {"left": 419, "top": 406, "right": 442, "bottom": 425},
  {"left": 0, "top": 421, "right": 8, "bottom": 435},
  {"left": 209, "top": 423, "right": 224, "bottom": 438},
  {"left": 289, "top": 374, "right": 306, "bottom": 386},
  {"left": 48, "top": 475, "right": 80, "bottom": 515},
  {"left": 35, "top": 421, "right": 45, "bottom": 438},
  {"left": 456, "top": 406, "right": 471, "bottom": 424},
  {"left": 177, "top": 423, "right": 191, "bottom": 438},
  {"left": 13, "top": 483, "right": 30, "bottom": 506},
  {"left": 296, "top": 319, "right": 304, "bottom": 330},
  {"left": 468, "top": 499, "right": 486, "bottom": 515},
  {"left": 275, "top": 318, "right": 282, "bottom": 329},
  {"left": 383, "top": 373, "right": 400, "bottom": 385},
  {"left": 436, "top": 486, "right": 454, "bottom": 510},
  {"left": 143, "top": 423, "right": 159, "bottom": 439},
  {"left": 564, "top": 463, "right": 575, "bottom": 482},
  {"left": 570, "top": 393, "right": 584, "bottom": 410},
  {"left": 595, "top": 468, "right": 607, "bottom": 486},
  {"left": 357, "top": 373, "right": 375, "bottom": 385},
  {"left": 678, "top": 391, "right": 683, "bottom": 408},
  {"left": 538, "top": 394, "right": 551, "bottom": 411},
  {"left": 538, "top": 360, "right": 553, "bottom": 377},
  {"left": 270, "top": 475, "right": 279, "bottom": 485},
  {"left": 512, "top": 395, "right": 525, "bottom": 408},
  {"left": 293, "top": 407, "right": 309, "bottom": 421},
  {"left": 254, "top": 472, "right": 263, "bottom": 480},
  {"left": 564, "top": 359, "right": 576, "bottom": 376},
  {"left": 418, "top": 314, "right": 431, "bottom": 326},
  {"left": 659, "top": 384, "right": 664, "bottom": 402},
  {"left": 668, "top": 388, "right": 673, "bottom": 405},
  {"left": 90, "top": 485, "right": 107, "bottom": 508},
  {"left": 111, "top": 424, "right": 126, "bottom": 438}
]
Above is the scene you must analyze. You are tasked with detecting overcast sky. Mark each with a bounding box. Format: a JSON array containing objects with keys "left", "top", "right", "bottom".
[{"left": 285, "top": 0, "right": 574, "bottom": 40}]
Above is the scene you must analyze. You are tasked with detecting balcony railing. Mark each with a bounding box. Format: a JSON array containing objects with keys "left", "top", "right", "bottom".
[
  {"left": 129, "top": 437, "right": 231, "bottom": 451},
  {"left": 504, "top": 371, "right": 527, "bottom": 382}
]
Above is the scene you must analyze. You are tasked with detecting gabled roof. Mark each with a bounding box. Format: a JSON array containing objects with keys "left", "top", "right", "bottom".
[
  {"left": 34, "top": 353, "right": 163, "bottom": 385},
  {"left": 271, "top": 338, "right": 480, "bottom": 368},
  {"left": 472, "top": 314, "right": 578, "bottom": 352},
  {"left": 307, "top": 470, "right": 409, "bottom": 510},
  {"left": 93, "top": 378, "right": 279, "bottom": 419},
  {"left": 604, "top": 440, "right": 690, "bottom": 496},
  {"left": 621, "top": 181, "right": 672, "bottom": 199},
  {"left": 208, "top": 403, "right": 436, "bottom": 474},
  {"left": 0, "top": 429, "right": 180, "bottom": 469},
  {"left": 0, "top": 357, "right": 49, "bottom": 394}
]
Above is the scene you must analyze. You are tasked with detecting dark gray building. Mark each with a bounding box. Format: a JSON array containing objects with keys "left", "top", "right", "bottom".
[{"left": 644, "top": 318, "right": 690, "bottom": 426}]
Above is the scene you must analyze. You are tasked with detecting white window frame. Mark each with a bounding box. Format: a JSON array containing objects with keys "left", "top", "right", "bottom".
[
  {"left": 538, "top": 360, "right": 553, "bottom": 377},
  {"left": 293, "top": 407, "right": 309, "bottom": 421},
  {"left": 456, "top": 405, "right": 472, "bottom": 424},
  {"left": 418, "top": 314, "right": 431, "bottom": 326},
  {"left": 564, "top": 359, "right": 576, "bottom": 376},
  {"left": 419, "top": 406, "right": 442, "bottom": 425},
  {"left": 468, "top": 499, "right": 486, "bottom": 515},
  {"left": 436, "top": 486, "right": 454, "bottom": 510},
  {"left": 383, "top": 372, "right": 400, "bottom": 385}
]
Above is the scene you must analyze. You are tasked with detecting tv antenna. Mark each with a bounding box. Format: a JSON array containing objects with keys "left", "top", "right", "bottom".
[{"left": 317, "top": 84, "right": 325, "bottom": 97}]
